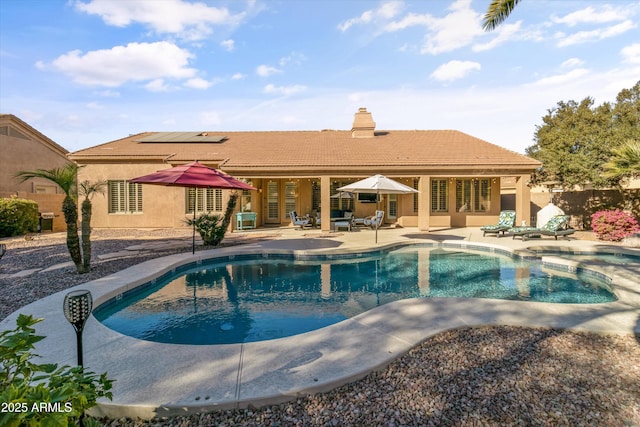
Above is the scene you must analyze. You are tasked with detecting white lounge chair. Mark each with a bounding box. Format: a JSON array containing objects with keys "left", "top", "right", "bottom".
[
  {"left": 289, "top": 211, "right": 310, "bottom": 229},
  {"left": 363, "top": 210, "right": 384, "bottom": 229}
]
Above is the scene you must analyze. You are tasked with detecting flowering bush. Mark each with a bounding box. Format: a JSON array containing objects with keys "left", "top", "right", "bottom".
[{"left": 591, "top": 209, "right": 640, "bottom": 242}]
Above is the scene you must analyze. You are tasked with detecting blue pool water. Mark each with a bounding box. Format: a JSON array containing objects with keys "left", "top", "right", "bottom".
[{"left": 94, "top": 246, "right": 616, "bottom": 345}]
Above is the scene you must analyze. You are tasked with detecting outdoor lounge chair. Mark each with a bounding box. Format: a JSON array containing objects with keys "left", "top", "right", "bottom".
[
  {"left": 363, "top": 210, "right": 384, "bottom": 229},
  {"left": 289, "top": 211, "right": 311, "bottom": 229},
  {"left": 480, "top": 210, "right": 516, "bottom": 237},
  {"left": 509, "top": 215, "right": 575, "bottom": 241}
]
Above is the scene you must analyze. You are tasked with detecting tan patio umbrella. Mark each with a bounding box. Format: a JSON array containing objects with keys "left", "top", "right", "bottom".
[{"left": 338, "top": 174, "right": 418, "bottom": 243}]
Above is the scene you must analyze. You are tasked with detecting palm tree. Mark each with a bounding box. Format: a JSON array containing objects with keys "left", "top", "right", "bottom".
[
  {"left": 78, "top": 180, "right": 106, "bottom": 271},
  {"left": 16, "top": 164, "right": 84, "bottom": 272},
  {"left": 483, "top": 0, "right": 522, "bottom": 31},
  {"left": 603, "top": 140, "right": 640, "bottom": 180}
]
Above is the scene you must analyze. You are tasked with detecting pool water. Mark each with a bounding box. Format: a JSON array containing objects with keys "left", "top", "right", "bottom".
[{"left": 94, "top": 246, "right": 616, "bottom": 345}]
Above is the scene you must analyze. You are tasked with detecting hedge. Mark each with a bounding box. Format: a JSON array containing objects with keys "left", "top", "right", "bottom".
[{"left": 0, "top": 197, "right": 39, "bottom": 237}]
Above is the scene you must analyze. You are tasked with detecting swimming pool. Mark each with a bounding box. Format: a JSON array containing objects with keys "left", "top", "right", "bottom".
[{"left": 94, "top": 246, "right": 616, "bottom": 345}]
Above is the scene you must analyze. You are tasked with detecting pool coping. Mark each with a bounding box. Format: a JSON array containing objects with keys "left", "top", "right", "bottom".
[{"left": 1, "top": 239, "right": 639, "bottom": 420}]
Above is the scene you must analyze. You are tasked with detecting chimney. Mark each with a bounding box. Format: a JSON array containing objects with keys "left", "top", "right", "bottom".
[{"left": 351, "top": 107, "right": 375, "bottom": 138}]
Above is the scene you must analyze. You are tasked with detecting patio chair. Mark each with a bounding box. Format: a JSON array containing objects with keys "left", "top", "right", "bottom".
[
  {"left": 480, "top": 210, "right": 516, "bottom": 237},
  {"left": 0, "top": 243, "right": 5, "bottom": 262},
  {"left": 509, "top": 215, "right": 575, "bottom": 241},
  {"left": 363, "top": 210, "right": 384, "bottom": 229},
  {"left": 289, "top": 211, "right": 311, "bottom": 229}
]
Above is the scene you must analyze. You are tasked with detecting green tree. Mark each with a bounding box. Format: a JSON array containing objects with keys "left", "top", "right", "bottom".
[
  {"left": 16, "top": 164, "right": 84, "bottom": 272},
  {"left": 16, "top": 165, "right": 105, "bottom": 274},
  {"left": 483, "top": 0, "right": 521, "bottom": 31},
  {"left": 526, "top": 82, "right": 640, "bottom": 189}
]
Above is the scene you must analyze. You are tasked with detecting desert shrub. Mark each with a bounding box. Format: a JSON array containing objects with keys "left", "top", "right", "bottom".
[
  {"left": 0, "top": 314, "right": 113, "bottom": 427},
  {"left": 0, "top": 197, "right": 39, "bottom": 237},
  {"left": 186, "top": 212, "right": 226, "bottom": 246},
  {"left": 591, "top": 209, "right": 640, "bottom": 242},
  {"left": 185, "top": 193, "right": 238, "bottom": 247}
]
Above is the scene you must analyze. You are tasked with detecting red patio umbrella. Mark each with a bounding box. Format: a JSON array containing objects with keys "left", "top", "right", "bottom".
[{"left": 130, "top": 161, "right": 255, "bottom": 253}]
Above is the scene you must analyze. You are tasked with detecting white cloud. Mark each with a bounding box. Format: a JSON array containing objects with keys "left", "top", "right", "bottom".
[
  {"left": 561, "top": 58, "right": 585, "bottom": 68},
  {"left": 47, "top": 41, "right": 196, "bottom": 87},
  {"left": 551, "top": 5, "right": 629, "bottom": 27},
  {"left": 74, "top": 0, "right": 246, "bottom": 41},
  {"left": 420, "top": 0, "right": 482, "bottom": 54},
  {"left": 621, "top": 43, "right": 640, "bottom": 64},
  {"left": 231, "top": 73, "right": 247, "bottom": 80},
  {"left": 220, "top": 39, "right": 235, "bottom": 51},
  {"left": 96, "top": 89, "right": 120, "bottom": 98},
  {"left": 145, "top": 78, "right": 172, "bottom": 92},
  {"left": 256, "top": 64, "right": 281, "bottom": 77},
  {"left": 556, "top": 20, "right": 636, "bottom": 47},
  {"left": 473, "top": 21, "right": 521, "bottom": 52},
  {"left": 532, "top": 68, "right": 590, "bottom": 86},
  {"left": 279, "top": 51, "right": 306, "bottom": 67},
  {"left": 383, "top": 12, "right": 431, "bottom": 32},
  {"left": 184, "top": 77, "right": 214, "bottom": 90},
  {"left": 337, "top": 0, "right": 403, "bottom": 32},
  {"left": 263, "top": 84, "right": 306, "bottom": 95},
  {"left": 338, "top": 10, "right": 373, "bottom": 32},
  {"left": 430, "top": 60, "right": 481, "bottom": 82},
  {"left": 378, "top": 0, "right": 482, "bottom": 55},
  {"left": 85, "top": 102, "right": 102, "bottom": 109},
  {"left": 340, "top": 0, "right": 483, "bottom": 55}
]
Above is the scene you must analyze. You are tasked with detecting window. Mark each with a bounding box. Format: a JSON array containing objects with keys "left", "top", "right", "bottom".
[
  {"left": 311, "top": 181, "right": 321, "bottom": 211},
  {"left": 413, "top": 179, "right": 419, "bottom": 213},
  {"left": 388, "top": 194, "right": 397, "bottom": 219},
  {"left": 455, "top": 179, "right": 490, "bottom": 212},
  {"left": 186, "top": 188, "right": 223, "bottom": 213},
  {"left": 431, "top": 179, "right": 448, "bottom": 212},
  {"left": 330, "top": 181, "right": 354, "bottom": 211},
  {"left": 108, "top": 180, "right": 142, "bottom": 213},
  {"left": 284, "top": 182, "right": 297, "bottom": 215}
]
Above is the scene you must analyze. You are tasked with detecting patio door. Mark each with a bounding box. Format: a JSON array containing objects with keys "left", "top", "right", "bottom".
[
  {"left": 265, "top": 181, "right": 280, "bottom": 224},
  {"left": 387, "top": 194, "right": 397, "bottom": 220}
]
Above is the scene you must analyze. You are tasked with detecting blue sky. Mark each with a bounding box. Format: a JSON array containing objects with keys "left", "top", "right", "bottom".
[{"left": 1, "top": 0, "right": 639, "bottom": 154}]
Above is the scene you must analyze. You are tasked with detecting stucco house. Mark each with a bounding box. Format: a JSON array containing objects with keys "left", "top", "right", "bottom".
[
  {"left": 68, "top": 108, "right": 541, "bottom": 232},
  {"left": 0, "top": 114, "right": 70, "bottom": 231}
]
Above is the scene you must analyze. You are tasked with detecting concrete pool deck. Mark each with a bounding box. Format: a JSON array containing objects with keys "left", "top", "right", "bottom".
[{"left": 1, "top": 226, "right": 639, "bottom": 420}]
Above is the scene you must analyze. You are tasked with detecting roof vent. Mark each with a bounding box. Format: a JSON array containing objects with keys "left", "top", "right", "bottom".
[{"left": 351, "top": 107, "right": 375, "bottom": 138}]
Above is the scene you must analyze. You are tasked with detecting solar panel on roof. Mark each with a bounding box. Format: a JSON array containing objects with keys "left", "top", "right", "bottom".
[{"left": 135, "top": 132, "right": 227, "bottom": 143}]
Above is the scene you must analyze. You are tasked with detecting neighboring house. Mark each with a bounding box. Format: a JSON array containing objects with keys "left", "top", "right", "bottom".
[
  {"left": 68, "top": 108, "right": 541, "bottom": 232},
  {"left": 0, "top": 114, "right": 70, "bottom": 231}
]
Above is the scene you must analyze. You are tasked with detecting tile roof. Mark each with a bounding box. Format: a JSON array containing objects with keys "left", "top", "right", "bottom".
[{"left": 69, "top": 129, "right": 540, "bottom": 175}]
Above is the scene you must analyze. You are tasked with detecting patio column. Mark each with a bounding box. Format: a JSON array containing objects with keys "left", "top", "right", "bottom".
[
  {"left": 320, "top": 175, "right": 331, "bottom": 232},
  {"left": 515, "top": 174, "right": 531, "bottom": 227},
  {"left": 417, "top": 175, "right": 431, "bottom": 231}
]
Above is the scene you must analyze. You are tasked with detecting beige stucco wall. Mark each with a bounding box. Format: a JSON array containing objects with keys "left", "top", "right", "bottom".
[
  {"left": 79, "top": 163, "right": 527, "bottom": 233},
  {"left": 0, "top": 124, "right": 70, "bottom": 194}
]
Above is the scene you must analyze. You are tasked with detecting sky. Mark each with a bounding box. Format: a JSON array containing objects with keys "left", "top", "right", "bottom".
[{"left": 1, "top": 0, "right": 639, "bottom": 155}]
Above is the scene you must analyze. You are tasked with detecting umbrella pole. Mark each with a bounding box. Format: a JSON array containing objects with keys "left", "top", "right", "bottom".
[
  {"left": 192, "top": 188, "right": 196, "bottom": 254},
  {"left": 375, "top": 189, "right": 379, "bottom": 244}
]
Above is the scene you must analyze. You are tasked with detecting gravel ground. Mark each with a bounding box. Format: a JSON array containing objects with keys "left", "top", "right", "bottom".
[{"left": 1, "top": 230, "right": 639, "bottom": 427}]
